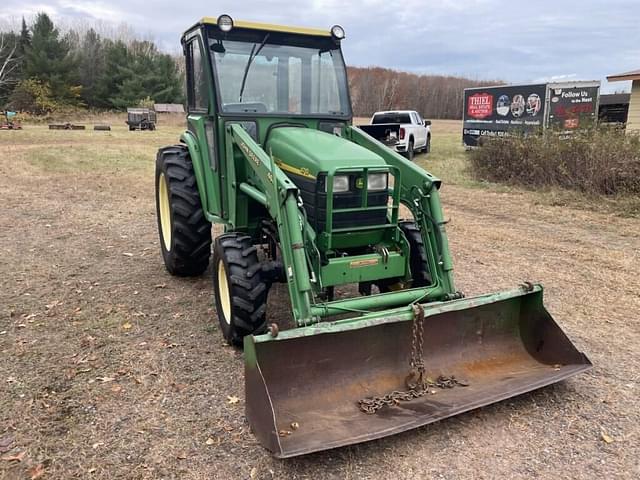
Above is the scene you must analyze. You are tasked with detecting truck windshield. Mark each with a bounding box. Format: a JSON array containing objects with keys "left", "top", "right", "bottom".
[
  {"left": 207, "top": 29, "right": 351, "bottom": 117},
  {"left": 372, "top": 113, "right": 411, "bottom": 124}
]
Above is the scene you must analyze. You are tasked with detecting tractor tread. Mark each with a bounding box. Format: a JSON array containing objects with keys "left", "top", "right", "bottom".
[
  {"left": 155, "top": 145, "right": 211, "bottom": 276},
  {"left": 399, "top": 221, "right": 433, "bottom": 287},
  {"left": 213, "top": 233, "right": 269, "bottom": 346}
]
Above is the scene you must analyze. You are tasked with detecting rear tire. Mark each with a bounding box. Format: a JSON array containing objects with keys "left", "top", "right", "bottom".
[
  {"left": 213, "top": 233, "right": 269, "bottom": 346},
  {"left": 155, "top": 145, "right": 212, "bottom": 276},
  {"left": 404, "top": 139, "right": 414, "bottom": 161},
  {"left": 424, "top": 134, "right": 431, "bottom": 154}
]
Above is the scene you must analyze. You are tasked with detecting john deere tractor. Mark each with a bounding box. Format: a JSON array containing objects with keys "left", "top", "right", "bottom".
[{"left": 155, "top": 15, "right": 591, "bottom": 458}]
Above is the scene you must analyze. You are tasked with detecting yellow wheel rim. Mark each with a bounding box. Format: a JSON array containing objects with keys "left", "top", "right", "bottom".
[
  {"left": 158, "top": 173, "right": 172, "bottom": 251},
  {"left": 218, "top": 260, "right": 232, "bottom": 324}
]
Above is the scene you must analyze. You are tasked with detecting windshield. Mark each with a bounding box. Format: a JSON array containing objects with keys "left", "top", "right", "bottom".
[
  {"left": 207, "top": 29, "right": 350, "bottom": 116},
  {"left": 372, "top": 113, "right": 411, "bottom": 124}
]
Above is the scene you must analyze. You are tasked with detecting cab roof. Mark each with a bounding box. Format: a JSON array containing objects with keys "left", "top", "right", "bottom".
[{"left": 196, "top": 17, "right": 332, "bottom": 37}]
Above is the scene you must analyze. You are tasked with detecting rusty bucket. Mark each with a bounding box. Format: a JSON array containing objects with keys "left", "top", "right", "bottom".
[{"left": 244, "top": 285, "right": 591, "bottom": 458}]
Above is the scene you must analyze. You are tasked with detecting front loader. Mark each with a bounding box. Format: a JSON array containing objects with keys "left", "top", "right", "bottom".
[{"left": 155, "top": 15, "right": 591, "bottom": 457}]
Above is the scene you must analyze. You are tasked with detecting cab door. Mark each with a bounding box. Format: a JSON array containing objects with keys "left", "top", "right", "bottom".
[
  {"left": 185, "top": 34, "right": 223, "bottom": 218},
  {"left": 412, "top": 111, "right": 427, "bottom": 148}
]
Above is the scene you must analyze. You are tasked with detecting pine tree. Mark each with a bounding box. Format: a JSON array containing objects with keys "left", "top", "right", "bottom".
[
  {"left": 77, "top": 29, "right": 106, "bottom": 107},
  {"left": 107, "top": 40, "right": 184, "bottom": 108},
  {"left": 25, "top": 13, "right": 79, "bottom": 103}
]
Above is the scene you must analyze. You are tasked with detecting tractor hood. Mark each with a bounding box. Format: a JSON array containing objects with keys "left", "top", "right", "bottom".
[{"left": 266, "top": 127, "right": 386, "bottom": 179}]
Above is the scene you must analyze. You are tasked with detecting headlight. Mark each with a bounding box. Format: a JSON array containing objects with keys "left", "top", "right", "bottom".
[
  {"left": 326, "top": 175, "right": 349, "bottom": 193},
  {"left": 367, "top": 173, "right": 388, "bottom": 191},
  {"left": 217, "top": 14, "right": 234, "bottom": 32},
  {"left": 331, "top": 25, "right": 345, "bottom": 40}
]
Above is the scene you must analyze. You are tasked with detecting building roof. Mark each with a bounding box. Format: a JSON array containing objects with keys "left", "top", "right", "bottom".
[
  {"left": 607, "top": 69, "right": 640, "bottom": 82},
  {"left": 599, "top": 93, "right": 631, "bottom": 105},
  {"left": 154, "top": 103, "right": 185, "bottom": 113}
]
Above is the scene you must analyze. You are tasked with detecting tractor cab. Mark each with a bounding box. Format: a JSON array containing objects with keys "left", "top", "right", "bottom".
[{"left": 181, "top": 16, "right": 407, "bottom": 289}]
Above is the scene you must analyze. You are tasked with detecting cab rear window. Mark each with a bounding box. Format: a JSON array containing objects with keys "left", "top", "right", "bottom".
[{"left": 372, "top": 113, "right": 411, "bottom": 124}]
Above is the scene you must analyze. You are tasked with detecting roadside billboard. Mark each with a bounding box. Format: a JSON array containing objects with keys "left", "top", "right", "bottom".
[
  {"left": 463, "top": 81, "right": 600, "bottom": 146},
  {"left": 547, "top": 84, "right": 600, "bottom": 130}
]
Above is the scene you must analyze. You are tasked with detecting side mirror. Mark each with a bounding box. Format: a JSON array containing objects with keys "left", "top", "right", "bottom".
[{"left": 424, "top": 120, "right": 431, "bottom": 126}]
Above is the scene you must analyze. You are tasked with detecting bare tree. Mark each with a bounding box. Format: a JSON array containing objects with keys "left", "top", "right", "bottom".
[{"left": 0, "top": 33, "right": 20, "bottom": 89}]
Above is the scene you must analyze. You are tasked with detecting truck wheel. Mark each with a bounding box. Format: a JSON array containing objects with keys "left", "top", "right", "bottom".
[
  {"left": 404, "top": 139, "right": 414, "bottom": 161},
  {"left": 376, "top": 221, "right": 431, "bottom": 292},
  {"left": 155, "top": 145, "right": 212, "bottom": 276},
  {"left": 424, "top": 135, "right": 431, "bottom": 154},
  {"left": 213, "top": 233, "right": 269, "bottom": 346}
]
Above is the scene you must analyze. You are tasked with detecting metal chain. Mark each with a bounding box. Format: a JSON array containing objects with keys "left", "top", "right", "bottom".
[{"left": 358, "top": 304, "right": 469, "bottom": 415}]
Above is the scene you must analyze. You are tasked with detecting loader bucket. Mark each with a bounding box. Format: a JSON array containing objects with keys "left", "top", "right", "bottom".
[{"left": 245, "top": 285, "right": 591, "bottom": 458}]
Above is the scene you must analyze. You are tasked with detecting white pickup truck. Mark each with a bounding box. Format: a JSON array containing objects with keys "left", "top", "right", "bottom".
[{"left": 359, "top": 110, "right": 431, "bottom": 160}]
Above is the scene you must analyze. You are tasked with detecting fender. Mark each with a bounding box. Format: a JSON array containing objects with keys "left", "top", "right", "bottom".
[{"left": 180, "top": 130, "right": 210, "bottom": 215}]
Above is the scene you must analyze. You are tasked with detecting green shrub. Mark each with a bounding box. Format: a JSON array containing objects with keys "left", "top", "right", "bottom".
[{"left": 470, "top": 128, "right": 640, "bottom": 196}]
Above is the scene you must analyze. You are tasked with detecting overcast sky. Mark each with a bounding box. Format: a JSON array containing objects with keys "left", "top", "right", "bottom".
[{"left": 1, "top": 0, "right": 638, "bottom": 93}]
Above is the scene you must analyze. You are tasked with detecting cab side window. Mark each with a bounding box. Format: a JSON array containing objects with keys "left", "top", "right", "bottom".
[{"left": 186, "top": 38, "right": 209, "bottom": 112}]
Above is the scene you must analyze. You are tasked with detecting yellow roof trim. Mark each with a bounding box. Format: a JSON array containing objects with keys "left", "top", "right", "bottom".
[{"left": 201, "top": 17, "right": 331, "bottom": 36}]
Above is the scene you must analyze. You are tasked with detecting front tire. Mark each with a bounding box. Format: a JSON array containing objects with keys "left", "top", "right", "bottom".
[
  {"left": 376, "top": 221, "right": 432, "bottom": 292},
  {"left": 212, "top": 234, "right": 269, "bottom": 346},
  {"left": 155, "top": 145, "right": 212, "bottom": 276},
  {"left": 424, "top": 134, "right": 431, "bottom": 154}
]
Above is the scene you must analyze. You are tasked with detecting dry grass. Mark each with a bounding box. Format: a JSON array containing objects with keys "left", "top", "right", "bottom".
[
  {"left": 1, "top": 123, "right": 639, "bottom": 479},
  {"left": 469, "top": 129, "right": 640, "bottom": 215}
]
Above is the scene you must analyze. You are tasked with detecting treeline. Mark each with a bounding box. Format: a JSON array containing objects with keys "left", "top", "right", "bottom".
[
  {"left": 0, "top": 13, "right": 183, "bottom": 113},
  {"left": 348, "top": 66, "right": 501, "bottom": 119},
  {"left": 1, "top": 13, "right": 499, "bottom": 118}
]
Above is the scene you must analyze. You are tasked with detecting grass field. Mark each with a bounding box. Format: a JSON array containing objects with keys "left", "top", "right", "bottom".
[{"left": 1, "top": 120, "right": 639, "bottom": 479}]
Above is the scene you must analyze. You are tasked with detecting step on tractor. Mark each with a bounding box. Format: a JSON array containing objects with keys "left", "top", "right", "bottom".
[{"left": 154, "top": 15, "right": 591, "bottom": 458}]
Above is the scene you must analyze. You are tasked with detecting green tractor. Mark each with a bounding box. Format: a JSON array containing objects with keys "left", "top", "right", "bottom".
[{"left": 155, "top": 15, "right": 591, "bottom": 457}]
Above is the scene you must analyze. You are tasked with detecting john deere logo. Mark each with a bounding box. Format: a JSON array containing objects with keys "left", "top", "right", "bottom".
[{"left": 355, "top": 177, "right": 364, "bottom": 189}]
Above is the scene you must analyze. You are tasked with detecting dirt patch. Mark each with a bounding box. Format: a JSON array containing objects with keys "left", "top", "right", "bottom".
[{"left": 1, "top": 126, "right": 638, "bottom": 479}]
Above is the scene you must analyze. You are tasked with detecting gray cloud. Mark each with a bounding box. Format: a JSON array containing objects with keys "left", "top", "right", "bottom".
[{"left": 1, "top": 0, "right": 638, "bottom": 92}]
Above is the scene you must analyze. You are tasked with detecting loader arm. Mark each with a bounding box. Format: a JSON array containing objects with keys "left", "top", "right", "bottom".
[
  {"left": 226, "top": 124, "right": 315, "bottom": 324},
  {"left": 347, "top": 126, "right": 456, "bottom": 294}
]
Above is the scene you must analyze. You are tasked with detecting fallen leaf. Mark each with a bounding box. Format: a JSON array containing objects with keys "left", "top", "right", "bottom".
[
  {"left": 176, "top": 452, "right": 187, "bottom": 460},
  {"left": 278, "top": 430, "right": 292, "bottom": 437},
  {"left": 45, "top": 300, "right": 62, "bottom": 310},
  {"left": 250, "top": 467, "right": 258, "bottom": 479},
  {"left": 122, "top": 322, "right": 132, "bottom": 330},
  {"left": 290, "top": 422, "right": 299, "bottom": 430},
  {"left": 227, "top": 395, "right": 240, "bottom": 405},
  {"left": 28, "top": 463, "right": 45, "bottom": 479},
  {"left": 205, "top": 438, "right": 215, "bottom": 445},
  {"left": 88, "top": 467, "right": 96, "bottom": 473},
  {"left": 122, "top": 252, "right": 134, "bottom": 257},
  {"left": 2, "top": 450, "right": 26, "bottom": 462},
  {"left": 97, "top": 377, "right": 115, "bottom": 383},
  {"left": 154, "top": 284, "right": 166, "bottom": 289},
  {"left": 601, "top": 431, "right": 614, "bottom": 443},
  {"left": 0, "top": 331, "right": 6, "bottom": 335},
  {"left": 92, "top": 442, "right": 104, "bottom": 449},
  {"left": 0, "top": 435, "right": 14, "bottom": 453}
]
